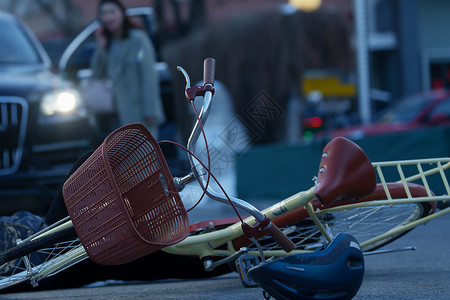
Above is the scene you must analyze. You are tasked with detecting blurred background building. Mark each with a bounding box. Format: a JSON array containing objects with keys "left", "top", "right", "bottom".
[
  {"left": 1, "top": 0, "right": 450, "bottom": 213},
  {"left": 1, "top": 0, "right": 449, "bottom": 142}
]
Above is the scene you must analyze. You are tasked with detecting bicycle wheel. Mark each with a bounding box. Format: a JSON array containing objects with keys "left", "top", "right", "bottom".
[
  {"left": 316, "top": 182, "right": 433, "bottom": 251},
  {"left": 245, "top": 182, "right": 433, "bottom": 253},
  {"left": 0, "top": 220, "right": 86, "bottom": 291},
  {"left": 239, "top": 202, "right": 429, "bottom": 254},
  {"left": 318, "top": 202, "right": 429, "bottom": 251}
]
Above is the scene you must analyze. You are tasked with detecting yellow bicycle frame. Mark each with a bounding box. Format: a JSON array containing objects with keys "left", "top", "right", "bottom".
[{"left": 163, "top": 158, "right": 450, "bottom": 259}]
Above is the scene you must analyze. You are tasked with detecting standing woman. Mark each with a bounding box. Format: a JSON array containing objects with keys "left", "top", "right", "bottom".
[{"left": 91, "top": 0, "right": 166, "bottom": 139}]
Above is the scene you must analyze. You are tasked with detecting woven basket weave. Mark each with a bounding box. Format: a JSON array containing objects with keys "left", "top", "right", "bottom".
[{"left": 62, "top": 123, "right": 188, "bottom": 265}]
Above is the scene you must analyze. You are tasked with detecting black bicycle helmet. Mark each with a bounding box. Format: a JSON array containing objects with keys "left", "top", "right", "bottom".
[{"left": 248, "top": 233, "right": 364, "bottom": 300}]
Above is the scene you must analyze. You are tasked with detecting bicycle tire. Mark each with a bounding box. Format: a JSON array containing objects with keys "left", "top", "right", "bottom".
[
  {"left": 315, "top": 182, "right": 433, "bottom": 251},
  {"left": 217, "top": 202, "right": 428, "bottom": 259},
  {"left": 302, "top": 202, "right": 428, "bottom": 252},
  {"left": 0, "top": 224, "right": 85, "bottom": 291},
  {"left": 187, "top": 183, "right": 433, "bottom": 261},
  {"left": 0, "top": 227, "right": 77, "bottom": 265},
  {"left": 244, "top": 183, "right": 433, "bottom": 253}
]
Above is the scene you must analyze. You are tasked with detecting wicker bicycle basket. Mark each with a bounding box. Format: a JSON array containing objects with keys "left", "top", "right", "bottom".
[{"left": 62, "top": 123, "right": 189, "bottom": 265}]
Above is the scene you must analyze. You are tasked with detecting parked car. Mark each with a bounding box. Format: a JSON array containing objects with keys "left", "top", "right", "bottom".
[
  {"left": 328, "top": 89, "right": 450, "bottom": 139},
  {"left": 0, "top": 11, "right": 98, "bottom": 214}
]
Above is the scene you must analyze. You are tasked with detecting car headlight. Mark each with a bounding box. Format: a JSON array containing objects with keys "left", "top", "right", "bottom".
[{"left": 40, "top": 89, "right": 83, "bottom": 116}]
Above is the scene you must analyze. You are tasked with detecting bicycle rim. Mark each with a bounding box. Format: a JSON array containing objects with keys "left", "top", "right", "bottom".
[
  {"left": 322, "top": 202, "right": 427, "bottom": 251},
  {"left": 0, "top": 237, "right": 87, "bottom": 290},
  {"left": 246, "top": 202, "right": 427, "bottom": 253}
]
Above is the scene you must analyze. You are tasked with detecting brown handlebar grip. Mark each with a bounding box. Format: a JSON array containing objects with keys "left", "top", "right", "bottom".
[
  {"left": 203, "top": 57, "right": 216, "bottom": 86},
  {"left": 265, "top": 222, "right": 295, "bottom": 253}
]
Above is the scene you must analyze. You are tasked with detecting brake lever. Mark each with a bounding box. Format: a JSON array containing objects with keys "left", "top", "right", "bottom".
[
  {"left": 177, "top": 66, "right": 191, "bottom": 90},
  {"left": 177, "top": 65, "right": 215, "bottom": 103}
]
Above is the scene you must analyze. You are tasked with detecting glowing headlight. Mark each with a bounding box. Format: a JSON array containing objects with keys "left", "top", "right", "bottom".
[{"left": 41, "top": 90, "right": 81, "bottom": 116}]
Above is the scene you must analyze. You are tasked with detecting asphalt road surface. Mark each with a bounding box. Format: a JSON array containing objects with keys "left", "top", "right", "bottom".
[{"left": 1, "top": 210, "right": 449, "bottom": 299}]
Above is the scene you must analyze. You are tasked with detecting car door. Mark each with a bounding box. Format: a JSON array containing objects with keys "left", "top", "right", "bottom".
[{"left": 58, "top": 7, "right": 157, "bottom": 81}]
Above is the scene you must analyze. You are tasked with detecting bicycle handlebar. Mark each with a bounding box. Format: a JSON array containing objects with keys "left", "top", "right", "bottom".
[
  {"left": 203, "top": 57, "right": 216, "bottom": 86},
  {"left": 241, "top": 216, "right": 295, "bottom": 253},
  {"left": 181, "top": 57, "right": 295, "bottom": 252},
  {"left": 265, "top": 222, "right": 295, "bottom": 252},
  {"left": 185, "top": 59, "right": 266, "bottom": 221}
]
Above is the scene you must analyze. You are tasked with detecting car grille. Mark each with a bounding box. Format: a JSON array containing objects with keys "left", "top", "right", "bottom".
[{"left": 0, "top": 97, "right": 28, "bottom": 175}]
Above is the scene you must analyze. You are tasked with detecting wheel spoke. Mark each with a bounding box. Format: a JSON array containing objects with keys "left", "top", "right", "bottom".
[
  {"left": 0, "top": 238, "right": 82, "bottom": 288},
  {"left": 245, "top": 203, "right": 423, "bottom": 253}
]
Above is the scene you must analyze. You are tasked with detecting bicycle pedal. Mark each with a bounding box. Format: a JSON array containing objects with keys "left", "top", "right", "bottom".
[{"left": 235, "top": 254, "right": 260, "bottom": 287}]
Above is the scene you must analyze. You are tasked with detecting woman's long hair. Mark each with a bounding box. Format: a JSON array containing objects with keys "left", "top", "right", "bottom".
[{"left": 97, "top": 0, "right": 139, "bottom": 49}]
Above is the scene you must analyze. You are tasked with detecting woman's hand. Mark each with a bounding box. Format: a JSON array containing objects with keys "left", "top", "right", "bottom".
[
  {"left": 145, "top": 117, "right": 159, "bottom": 126},
  {"left": 94, "top": 25, "right": 107, "bottom": 49}
]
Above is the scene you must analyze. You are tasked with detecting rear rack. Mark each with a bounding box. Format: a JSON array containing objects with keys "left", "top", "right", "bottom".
[{"left": 372, "top": 158, "right": 450, "bottom": 203}]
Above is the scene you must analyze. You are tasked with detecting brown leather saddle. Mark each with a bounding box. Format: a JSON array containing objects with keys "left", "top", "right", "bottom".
[{"left": 313, "top": 137, "right": 377, "bottom": 205}]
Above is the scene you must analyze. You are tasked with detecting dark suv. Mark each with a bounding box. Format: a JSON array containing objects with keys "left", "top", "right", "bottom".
[{"left": 0, "top": 11, "right": 97, "bottom": 215}]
